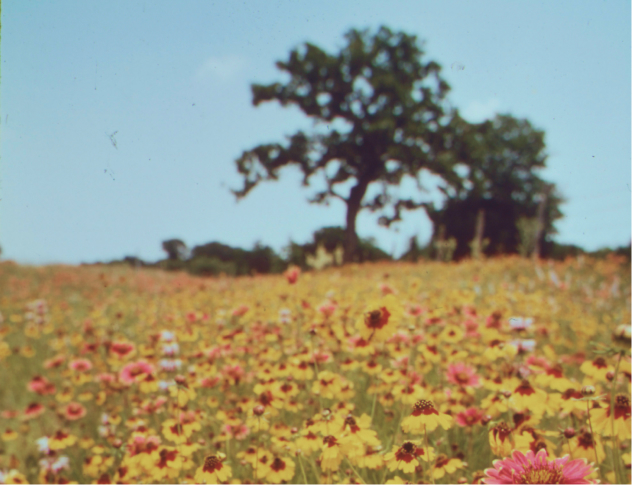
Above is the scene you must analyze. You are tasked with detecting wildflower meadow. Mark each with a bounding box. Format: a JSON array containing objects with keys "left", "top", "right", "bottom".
[{"left": 0, "top": 256, "right": 630, "bottom": 484}]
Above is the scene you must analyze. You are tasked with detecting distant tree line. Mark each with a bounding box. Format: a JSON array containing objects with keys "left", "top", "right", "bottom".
[
  {"left": 97, "top": 232, "right": 629, "bottom": 276},
  {"left": 98, "top": 227, "right": 392, "bottom": 277}
]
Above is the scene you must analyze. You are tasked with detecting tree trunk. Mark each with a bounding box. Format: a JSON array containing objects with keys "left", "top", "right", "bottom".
[
  {"left": 472, "top": 208, "right": 486, "bottom": 259},
  {"left": 532, "top": 185, "right": 551, "bottom": 261},
  {"left": 343, "top": 178, "right": 371, "bottom": 264}
]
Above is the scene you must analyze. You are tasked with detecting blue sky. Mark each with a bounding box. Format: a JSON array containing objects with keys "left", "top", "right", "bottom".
[{"left": 2, "top": 1, "right": 630, "bottom": 264}]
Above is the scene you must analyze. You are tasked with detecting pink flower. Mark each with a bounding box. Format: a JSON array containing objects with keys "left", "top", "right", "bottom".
[
  {"left": 483, "top": 449, "right": 597, "bottom": 484},
  {"left": 446, "top": 362, "right": 481, "bottom": 388},
  {"left": 28, "top": 376, "right": 56, "bottom": 395},
  {"left": 69, "top": 358, "right": 93, "bottom": 372},
  {"left": 232, "top": 305, "right": 249, "bottom": 317},
  {"left": 64, "top": 402, "right": 87, "bottom": 421},
  {"left": 318, "top": 301, "right": 337, "bottom": 318},
  {"left": 463, "top": 318, "right": 481, "bottom": 338},
  {"left": 284, "top": 266, "right": 300, "bottom": 284},
  {"left": 119, "top": 360, "right": 155, "bottom": 385},
  {"left": 408, "top": 304, "right": 424, "bottom": 317},
  {"left": 223, "top": 423, "right": 250, "bottom": 440},
  {"left": 455, "top": 407, "right": 484, "bottom": 427}
]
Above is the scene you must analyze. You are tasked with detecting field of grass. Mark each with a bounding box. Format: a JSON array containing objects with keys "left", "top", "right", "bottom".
[{"left": 0, "top": 256, "right": 630, "bottom": 484}]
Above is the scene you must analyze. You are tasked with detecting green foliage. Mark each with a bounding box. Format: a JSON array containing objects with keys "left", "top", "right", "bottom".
[
  {"left": 425, "top": 114, "right": 564, "bottom": 259},
  {"left": 187, "top": 256, "right": 237, "bottom": 277},
  {"left": 516, "top": 217, "right": 539, "bottom": 258},
  {"left": 161, "top": 239, "right": 188, "bottom": 261},
  {"left": 285, "top": 226, "right": 391, "bottom": 270}
]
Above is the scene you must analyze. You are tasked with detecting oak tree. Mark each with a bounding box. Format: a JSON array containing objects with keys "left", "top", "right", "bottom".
[{"left": 233, "top": 26, "right": 460, "bottom": 262}]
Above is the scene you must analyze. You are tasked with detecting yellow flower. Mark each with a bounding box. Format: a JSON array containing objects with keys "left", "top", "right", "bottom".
[
  {"left": 48, "top": 430, "right": 77, "bottom": 450},
  {"left": 194, "top": 455, "right": 232, "bottom": 484},
  {"left": 151, "top": 447, "right": 183, "bottom": 481},
  {"left": 489, "top": 422, "right": 513, "bottom": 457},
  {"left": 320, "top": 435, "right": 343, "bottom": 472},
  {"left": 265, "top": 456, "right": 296, "bottom": 483},
  {"left": 356, "top": 294, "right": 402, "bottom": 342},
  {"left": 311, "top": 371, "right": 343, "bottom": 400},
  {"left": 162, "top": 419, "right": 187, "bottom": 444},
  {"left": 401, "top": 400, "right": 453, "bottom": 434},
  {"left": 432, "top": 454, "right": 464, "bottom": 479},
  {"left": 291, "top": 358, "right": 314, "bottom": 380},
  {"left": 1, "top": 429, "right": 18, "bottom": 442},
  {"left": 3, "top": 469, "right": 28, "bottom": 484},
  {"left": 590, "top": 394, "right": 631, "bottom": 440},
  {"left": 384, "top": 441, "right": 435, "bottom": 474},
  {"left": 570, "top": 428, "right": 605, "bottom": 463},
  {"left": 508, "top": 380, "right": 547, "bottom": 414},
  {"left": 169, "top": 384, "right": 196, "bottom": 407},
  {"left": 580, "top": 357, "right": 613, "bottom": 383}
]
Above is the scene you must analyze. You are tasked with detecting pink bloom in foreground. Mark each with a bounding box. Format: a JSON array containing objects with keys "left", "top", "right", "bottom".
[
  {"left": 446, "top": 362, "right": 481, "bottom": 388},
  {"left": 483, "top": 449, "right": 597, "bottom": 484}
]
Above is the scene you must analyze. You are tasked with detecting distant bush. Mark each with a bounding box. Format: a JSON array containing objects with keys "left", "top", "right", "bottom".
[{"left": 187, "top": 256, "right": 237, "bottom": 277}]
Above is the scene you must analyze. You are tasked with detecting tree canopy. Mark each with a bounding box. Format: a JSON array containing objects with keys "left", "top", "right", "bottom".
[
  {"left": 424, "top": 114, "right": 564, "bottom": 259},
  {"left": 233, "top": 26, "right": 461, "bottom": 262}
]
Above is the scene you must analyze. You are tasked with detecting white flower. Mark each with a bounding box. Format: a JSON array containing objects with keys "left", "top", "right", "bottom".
[
  {"left": 160, "top": 330, "right": 176, "bottom": 342},
  {"left": 159, "top": 379, "right": 176, "bottom": 391},
  {"left": 509, "top": 317, "right": 533, "bottom": 331},
  {"left": 36, "top": 436, "right": 50, "bottom": 453},
  {"left": 51, "top": 456, "right": 70, "bottom": 473},
  {"left": 160, "top": 359, "right": 182, "bottom": 371}
]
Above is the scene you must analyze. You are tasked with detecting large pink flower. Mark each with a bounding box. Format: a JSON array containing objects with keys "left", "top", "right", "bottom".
[
  {"left": 446, "top": 362, "right": 481, "bottom": 388},
  {"left": 483, "top": 449, "right": 597, "bottom": 484}
]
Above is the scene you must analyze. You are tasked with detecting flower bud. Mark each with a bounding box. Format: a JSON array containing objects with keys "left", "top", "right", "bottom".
[
  {"left": 563, "top": 427, "right": 576, "bottom": 439},
  {"left": 321, "top": 408, "right": 331, "bottom": 418},
  {"left": 612, "top": 325, "right": 631, "bottom": 348},
  {"left": 253, "top": 405, "right": 265, "bottom": 416},
  {"left": 581, "top": 385, "right": 595, "bottom": 397},
  {"left": 606, "top": 371, "right": 615, "bottom": 382}
]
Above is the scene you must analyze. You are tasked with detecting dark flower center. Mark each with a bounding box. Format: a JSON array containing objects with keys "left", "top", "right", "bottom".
[{"left": 203, "top": 455, "right": 221, "bottom": 473}]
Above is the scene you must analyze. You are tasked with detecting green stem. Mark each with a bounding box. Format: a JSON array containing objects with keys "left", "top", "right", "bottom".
[
  {"left": 344, "top": 457, "right": 366, "bottom": 484},
  {"left": 609, "top": 351, "right": 624, "bottom": 484},
  {"left": 425, "top": 425, "right": 435, "bottom": 485},
  {"left": 298, "top": 453, "right": 309, "bottom": 484},
  {"left": 380, "top": 405, "right": 406, "bottom": 484},
  {"left": 586, "top": 400, "right": 604, "bottom": 484}
]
